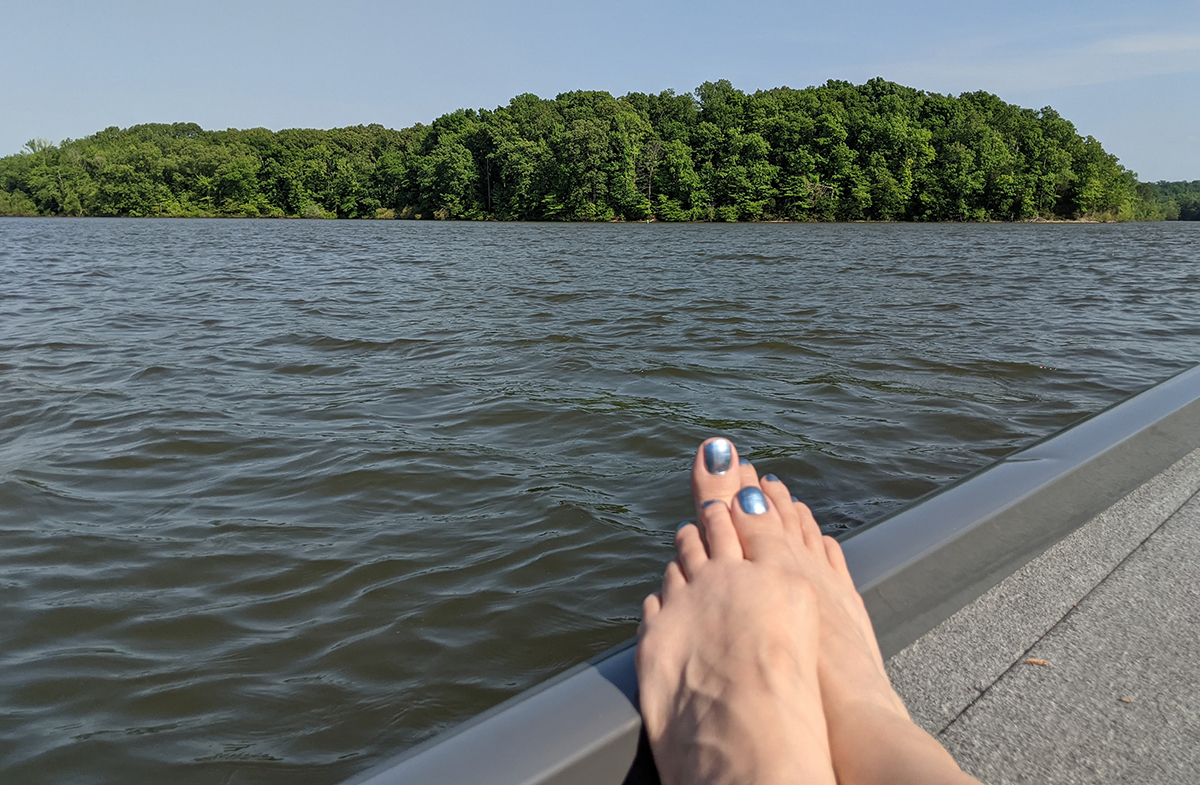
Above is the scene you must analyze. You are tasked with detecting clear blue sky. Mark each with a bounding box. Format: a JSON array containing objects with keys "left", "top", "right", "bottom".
[{"left": 3, "top": 0, "right": 1197, "bottom": 181}]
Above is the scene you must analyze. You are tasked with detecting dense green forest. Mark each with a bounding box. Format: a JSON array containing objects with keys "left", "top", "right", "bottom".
[
  {"left": 0, "top": 79, "right": 1192, "bottom": 221},
  {"left": 1137, "top": 180, "right": 1200, "bottom": 221}
]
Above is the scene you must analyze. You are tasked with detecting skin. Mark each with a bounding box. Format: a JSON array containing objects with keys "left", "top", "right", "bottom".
[{"left": 636, "top": 438, "right": 983, "bottom": 785}]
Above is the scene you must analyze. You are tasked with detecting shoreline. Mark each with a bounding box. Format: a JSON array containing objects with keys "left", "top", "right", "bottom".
[{"left": 0, "top": 214, "right": 1184, "bottom": 224}]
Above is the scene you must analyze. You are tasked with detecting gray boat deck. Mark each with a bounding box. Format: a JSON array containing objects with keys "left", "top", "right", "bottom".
[{"left": 887, "top": 448, "right": 1200, "bottom": 784}]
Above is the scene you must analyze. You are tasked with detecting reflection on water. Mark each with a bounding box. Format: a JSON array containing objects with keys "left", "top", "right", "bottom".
[{"left": 1, "top": 219, "right": 1197, "bottom": 783}]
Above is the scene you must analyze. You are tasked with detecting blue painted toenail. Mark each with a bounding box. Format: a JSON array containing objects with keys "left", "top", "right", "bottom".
[
  {"left": 791, "top": 495, "right": 800, "bottom": 502},
  {"left": 704, "top": 439, "right": 732, "bottom": 475},
  {"left": 737, "top": 487, "right": 769, "bottom": 515},
  {"left": 701, "top": 499, "right": 721, "bottom": 508},
  {"left": 676, "top": 521, "right": 692, "bottom": 531},
  {"left": 764, "top": 473, "right": 779, "bottom": 482},
  {"left": 739, "top": 458, "right": 751, "bottom": 466}
]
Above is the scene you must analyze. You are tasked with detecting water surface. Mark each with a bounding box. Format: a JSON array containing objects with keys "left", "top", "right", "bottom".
[{"left": 1, "top": 219, "right": 1197, "bottom": 783}]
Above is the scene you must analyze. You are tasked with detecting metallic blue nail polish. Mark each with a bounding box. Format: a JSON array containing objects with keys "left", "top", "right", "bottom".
[
  {"left": 791, "top": 494, "right": 800, "bottom": 502},
  {"left": 737, "top": 486, "right": 769, "bottom": 515},
  {"left": 739, "top": 458, "right": 751, "bottom": 466},
  {"left": 764, "top": 473, "right": 779, "bottom": 482},
  {"left": 676, "top": 521, "right": 691, "bottom": 531},
  {"left": 701, "top": 499, "right": 720, "bottom": 509},
  {"left": 704, "top": 439, "right": 732, "bottom": 475}
]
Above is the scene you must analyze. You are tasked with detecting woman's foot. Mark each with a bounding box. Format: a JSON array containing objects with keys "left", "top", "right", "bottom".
[
  {"left": 635, "top": 465, "right": 836, "bottom": 785},
  {"left": 678, "top": 437, "right": 981, "bottom": 785}
]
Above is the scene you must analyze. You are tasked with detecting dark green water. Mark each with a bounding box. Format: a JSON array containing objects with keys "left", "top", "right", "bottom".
[{"left": 2, "top": 219, "right": 1197, "bottom": 783}]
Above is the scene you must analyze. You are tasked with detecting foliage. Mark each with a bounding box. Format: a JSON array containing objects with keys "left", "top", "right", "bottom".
[
  {"left": 1137, "top": 180, "right": 1200, "bottom": 221},
  {"left": 0, "top": 80, "right": 1175, "bottom": 221}
]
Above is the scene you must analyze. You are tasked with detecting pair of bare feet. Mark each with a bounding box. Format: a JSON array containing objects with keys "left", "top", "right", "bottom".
[{"left": 636, "top": 438, "right": 983, "bottom": 785}]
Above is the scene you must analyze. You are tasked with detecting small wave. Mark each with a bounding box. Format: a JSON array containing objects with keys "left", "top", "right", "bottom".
[{"left": 256, "top": 332, "right": 430, "bottom": 353}]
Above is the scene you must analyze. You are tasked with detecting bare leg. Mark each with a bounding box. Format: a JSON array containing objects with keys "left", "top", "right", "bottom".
[
  {"left": 636, "top": 466, "right": 836, "bottom": 784},
  {"left": 686, "top": 437, "right": 983, "bottom": 785}
]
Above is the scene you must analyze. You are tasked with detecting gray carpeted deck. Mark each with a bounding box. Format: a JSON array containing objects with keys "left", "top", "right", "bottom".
[{"left": 886, "top": 448, "right": 1200, "bottom": 784}]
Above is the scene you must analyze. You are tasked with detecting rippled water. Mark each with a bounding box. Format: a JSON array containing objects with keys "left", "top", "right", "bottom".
[{"left": 1, "top": 218, "right": 1197, "bottom": 783}]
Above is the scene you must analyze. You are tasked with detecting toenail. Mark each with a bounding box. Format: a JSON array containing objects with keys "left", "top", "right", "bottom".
[
  {"left": 701, "top": 499, "right": 721, "bottom": 509},
  {"left": 676, "top": 521, "right": 692, "bottom": 531},
  {"left": 736, "top": 486, "right": 769, "bottom": 515},
  {"left": 738, "top": 458, "right": 751, "bottom": 466},
  {"left": 764, "top": 473, "right": 779, "bottom": 482},
  {"left": 790, "top": 494, "right": 800, "bottom": 502},
  {"left": 703, "top": 439, "right": 733, "bottom": 475}
]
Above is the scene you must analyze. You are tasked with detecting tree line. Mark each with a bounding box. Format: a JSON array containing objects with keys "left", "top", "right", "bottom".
[
  {"left": 0, "top": 79, "right": 1192, "bottom": 222},
  {"left": 1137, "top": 180, "right": 1200, "bottom": 221}
]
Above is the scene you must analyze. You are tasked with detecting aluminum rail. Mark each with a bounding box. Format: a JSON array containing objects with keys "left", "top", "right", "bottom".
[{"left": 342, "top": 364, "right": 1200, "bottom": 785}]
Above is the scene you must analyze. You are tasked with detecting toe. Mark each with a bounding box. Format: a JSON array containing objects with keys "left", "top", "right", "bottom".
[
  {"left": 674, "top": 523, "right": 708, "bottom": 578},
  {"left": 822, "top": 535, "right": 852, "bottom": 578},
  {"left": 738, "top": 456, "right": 760, "bottom": 489},
  {"left": 731, "top": 484, "right": 789, "bottom": 562},
  {"left": 759, "top": 474, "right": 802, "bottom": 535},
  {"left": 691, "top": 437, "right": 742, "bottom": 517},
  {"left": 795, "top": 498, "right": 824, "bottom": 551},
  {"left": 661, "top": 560, "right": 687, "bottom": 600},
  {"left": 641, "top": 591, "right": 662, "bottom": 623},
  {"left": 697, "top": 499, "right": 745, "bottom": 561}
]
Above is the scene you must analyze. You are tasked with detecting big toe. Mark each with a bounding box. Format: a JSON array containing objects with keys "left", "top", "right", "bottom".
[{"left": 691, "top": 437, "right": 743, "bottom": 516}]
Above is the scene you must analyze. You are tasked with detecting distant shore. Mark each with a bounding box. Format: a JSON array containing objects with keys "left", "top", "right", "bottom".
[
  {"left": 3, "top": 81, "right": 1198, "bottom": 222},
  {"left": 3, "top": 213, "right": 1194, "bottom": 223}
]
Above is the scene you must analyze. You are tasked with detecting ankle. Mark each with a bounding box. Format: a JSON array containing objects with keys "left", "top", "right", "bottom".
[
  {"left": 827, "top": 705, "right": 973, "bottom": 785},
  {"left": 823, "top": 671, "right": 908, "bottom": 716}
]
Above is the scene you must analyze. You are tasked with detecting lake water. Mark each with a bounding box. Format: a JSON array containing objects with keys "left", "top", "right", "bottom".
[{"left": 1, "top": 218, "right": 1197, "bottom": 783}]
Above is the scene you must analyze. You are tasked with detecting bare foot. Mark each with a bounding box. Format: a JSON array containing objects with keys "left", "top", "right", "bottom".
[
  {"left": 635, "top": 463, "right": 836, "bottom": 785},
  {"left": 688, "top": 437, "right": 981, "bottom": 785}
]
